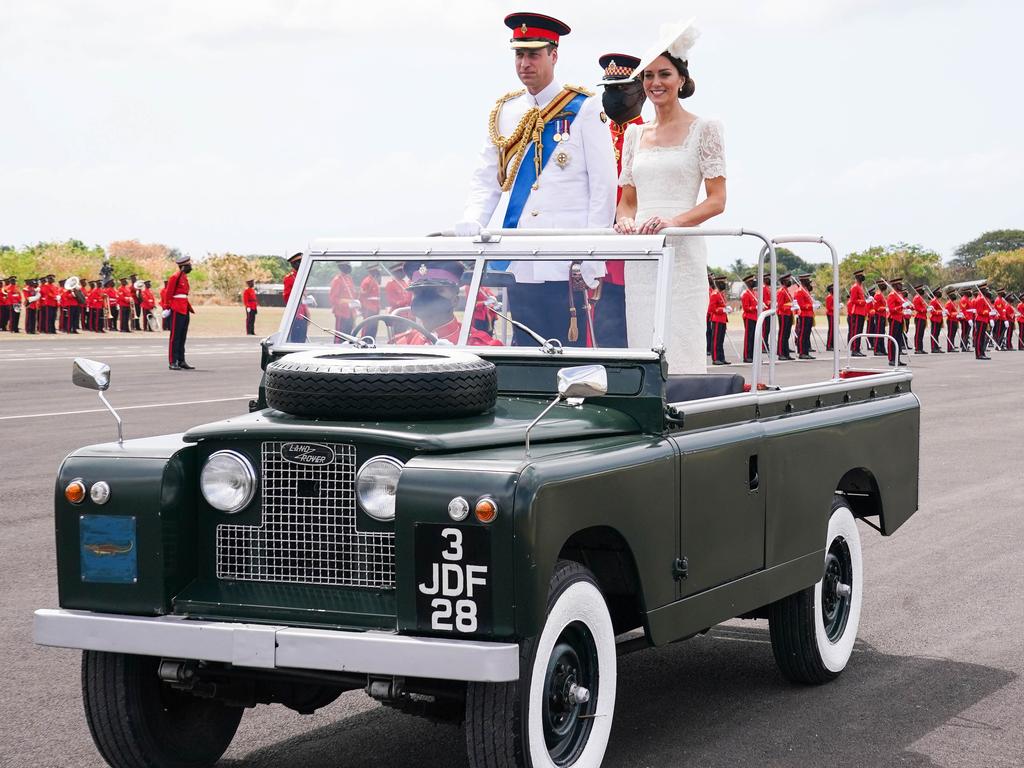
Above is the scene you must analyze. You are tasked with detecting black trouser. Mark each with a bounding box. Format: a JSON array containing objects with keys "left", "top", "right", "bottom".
[
  {"left": 706, "top": 320, "right": 713, "bottom": 356},
  {"left": 246, "top": 308, "right": 257, "bottom": 335},
  {"left": 796, "top": 316, "right": 813, "bottom": 356},
  {"left": 109, "top": 306, "right": 118, "bottom": 331},
  {"left": 0, "top": 305, "right": 9, "bottom": 330},
  {"left": 47, "top": 305, "right": 58, "bottom": 333},
  {"left": 974, "top": 321, "right": 989, "bottom": 359},
  {"left": 743, "top": 318, "right": 757, "bottom": 360},
  {"left": 946, "top": 319, "right": 957, "bottom": 350},
  {"left": 133, "top": 300, "right": 142, "bottom": 330},
  {"left": 914, "top": 318, "right": 927, "bottom": 351},
  {"left": 960, "top": 319, "right": 971, "bottom": 349},
  {"left": 711, "top": 321, "right": 728, "bottom": 362},
  {"left": 1018, "top": 321, "right": 1024, "bottom": 350},
  {"left": 777, "top": 315, "right": 793, "bottom": 357},
  {"left": 119, "top": 306, "right": 131, "bottom": 332},
  {"left": 592, "top": 282, "right": 626, "bottom": 348},
  {"left": 887, "top": 319, "right": 906, "bottom": 364},
  {"left": 848, "top": 313, "right": 865, "bottom": 352},
  {"left": 69, "top": 305, "right": 80, "bottom": 333},
  {"left": 25, "top": 307, "right": 36, "bottom": 333},
  {"left": 162, "top": 311, "right": 170, "bottom": 331},
  {"left": 9, "top": 306, "right": 20, "bottom": 332},
  {"left": 825, "top": 315, "right": 834, "bottom": 350},
  {"left": 508, "top": 281, "right": 590, "bottom": 348},
  {"left": 930, "top": 320, "right": 942, "bottom": 351},
  {"left": 169, "top": 310, "right": 190, "bottom": 365},
  {"left": 1005, "top": 320, "right": 1014, "bottom": 350}
]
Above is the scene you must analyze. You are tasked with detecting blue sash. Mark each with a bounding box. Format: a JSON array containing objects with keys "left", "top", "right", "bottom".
[{"left": 502, "top": 92, "right": 587, "bottom": 229}]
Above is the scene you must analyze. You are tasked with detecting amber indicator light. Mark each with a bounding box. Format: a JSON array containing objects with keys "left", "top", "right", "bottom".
[
  {"left": 475, "top": 497, "right": 498, "bottom": 523},
  {"left": 65, "top": 480, "right": 86, "bottom": 505}
]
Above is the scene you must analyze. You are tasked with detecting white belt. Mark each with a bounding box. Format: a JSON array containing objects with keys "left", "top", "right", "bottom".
[{"left": 172, "top": 294, "right": 188, "bottom": 299}]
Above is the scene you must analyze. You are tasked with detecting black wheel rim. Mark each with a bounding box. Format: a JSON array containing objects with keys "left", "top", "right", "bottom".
[
  {"left": 821, "top": 537, "right": 853, "bottom": 643},
  {"left": 541, "top": 621, "right": 599, "bottom": 765}
]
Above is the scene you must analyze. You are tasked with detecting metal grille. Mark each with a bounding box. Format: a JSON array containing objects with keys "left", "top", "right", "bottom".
[{"left": 216, "top": 442, "right": 395, "bottom": 588}]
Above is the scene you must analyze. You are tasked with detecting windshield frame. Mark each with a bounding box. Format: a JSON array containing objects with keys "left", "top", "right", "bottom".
[{"left": 273, "top": 236, "right": 673, "bottom": 359}]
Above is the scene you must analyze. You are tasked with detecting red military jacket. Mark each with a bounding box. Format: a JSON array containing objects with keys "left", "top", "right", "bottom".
[
  {"left": 776, "top": 285, "right": 793, "bottom": 315},
  {"left": 329, "top": 273, "right": 357, "bottom": 319},
  {"left": 39, "top": 282, "right": 58, "bottom": 307},
  {"left": 886, "top": 291, "right": 905, "bottom": 322},
  {"left": 165, "top": 270, "right": 194, "bottom": 315},
  {"left": 928, "top": 297, "right": 944, "bottom": 323},
  {"left": 359, "top": 275, "right": 381, "bottom": 315},
  {"left": 945, "top": 299, "right": 959, "bottom": 319},
  {"left": 141, "top": 288, "right": 156, "bottom": 311},
  {"left": 911, "top": 294, "right": 928, "bottom": 320},
  {"left": 794, "top": 286, "right": 814, "bottom": 318},
  {"left": 848, "top": 282, "right": 867, "bottom": 316},
  {"left": 973, "top": 295, "right": 996, "bottom": 323},
  {"left": 825, "top": 293, "right": 835, "bottom": 318},
  {"left": 708, "top": 289, "right": 728, "bottom": 324},
  {"left": 1016, "top": 301, "right": 1024, "bottom": 322},
  {"left": 384, "top": 277, "right": 410, "bottom": 312},
  {"left": 7, "top": 284, "right": 22, "bottom": 306},
  {"left": 960, "top": 295, "right": 974, "bottom": 320},
  {"left": 23, "top": 283, "right": 36, "bottom": 308},
  {"left": 872, "top": 290, "right": 887, "bottom": 320},
  {"left": 394, "top": 317, "right": 502, "bottom": 346},
  {"left": 116, "top": 285, "right": 133, "bottom": 308},
  {"left": 242, "top": 287, "right": 258, "bottom": 310},
  {"left": 993, "top": 296, "right": 1007, "bottom": 320},
  {"left": 741, "top": 287, "right": 759, "bottom": 321}
]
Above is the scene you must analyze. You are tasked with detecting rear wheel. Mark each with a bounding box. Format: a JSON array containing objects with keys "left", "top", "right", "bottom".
[
  {"left": 768, "top": 501, "right": 863, "bottom": 684},
  {"left": 82, "top": 651, "right": 243, "bottom": 768},
  {"left": 465, "top": 560, "right": 616, "bottom": 768}
]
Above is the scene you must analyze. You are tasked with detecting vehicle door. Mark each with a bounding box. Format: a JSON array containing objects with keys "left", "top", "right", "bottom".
[{"left": 670, "top": 423, "right": 765, "bottom": 598}]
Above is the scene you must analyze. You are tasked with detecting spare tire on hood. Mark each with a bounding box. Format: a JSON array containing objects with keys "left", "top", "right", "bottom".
[{"left": 264, "top": 349, "right": 498, "bottom": 420}]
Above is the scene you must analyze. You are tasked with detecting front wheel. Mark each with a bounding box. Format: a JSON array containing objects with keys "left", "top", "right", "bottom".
[
  {"left": 465, "top": 560, "right": 617, "bottom": 768},
  {"left": 82, "top": 651, "right": 243, "bottom": 768},
  {"left": 768, "top": 501, "right": 864, "bottom": 684}
]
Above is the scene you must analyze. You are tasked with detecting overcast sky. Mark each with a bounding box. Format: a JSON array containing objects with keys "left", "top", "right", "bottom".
[{"left": 1, "top": 1, "right": 1019, "bottom": 268}]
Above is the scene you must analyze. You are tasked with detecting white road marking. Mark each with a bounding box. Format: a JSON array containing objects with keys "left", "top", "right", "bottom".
[
  {"left": 0, "top": 349, "right": 252, "bottom": 362},
  {"left": 0, "top": 395, "right": 256, "bottom": 421}
]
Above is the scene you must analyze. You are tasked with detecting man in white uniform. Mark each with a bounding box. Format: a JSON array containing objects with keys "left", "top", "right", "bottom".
[{"left": 456, "top": 12, "right": 617, "bottom": 346}]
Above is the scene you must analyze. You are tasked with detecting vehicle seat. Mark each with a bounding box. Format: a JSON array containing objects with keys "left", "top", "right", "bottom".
[{"left": 664, "top": 373, "right": 746, "bottom": 403}]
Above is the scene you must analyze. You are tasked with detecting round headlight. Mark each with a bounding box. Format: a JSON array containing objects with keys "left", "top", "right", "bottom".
[
  {"left": 356, "top": 456, "right": 403, "bottom": 521},
  {"left": 200, "top": 450, "right": 256, "bottom": 513},
  {"left": 90, "top": 481, "right": 111, "bottom": 505}
]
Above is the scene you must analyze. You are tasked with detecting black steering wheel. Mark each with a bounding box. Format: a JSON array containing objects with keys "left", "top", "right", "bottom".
[{"left": 352, "top": 314, "right": 437, "bottom": 344}]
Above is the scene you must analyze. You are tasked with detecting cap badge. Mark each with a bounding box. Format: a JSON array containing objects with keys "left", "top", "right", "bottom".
[
  {"left": 521, "top": 23, "right": 528, "bottom": 33},
  {"left": 418, "top": 264, "right": 428, "bottom": 275}
]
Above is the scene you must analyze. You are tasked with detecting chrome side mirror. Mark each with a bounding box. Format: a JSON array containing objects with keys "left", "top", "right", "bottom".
[
  {"left": 72, "top": 358, "right": 111, "bottom": 391},
  {"left": 557, "top": 365, "right": 608, "bottom": 400},
  {"left": 72, "top": 358, "right": 123, "bottom": 444},
  {"left": 526, "top": 365, "right": 608, "bottom": 457}
]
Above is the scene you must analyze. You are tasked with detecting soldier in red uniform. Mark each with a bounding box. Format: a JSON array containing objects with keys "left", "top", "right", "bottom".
[
  {"left": 115, "top": 277, "right": 132, "bottom": 332},
  {"left": 141, "top": 280, "right": 156, "bottom": 331},
  {"left": 707, "top": 275, "right": 730, "bottom": 365},
  {"left": 5, "top": 276, "right": 22, "bottom": 332},
  {"left": 959, "top": 290, "right": 974, "bottom": 351},
  {"left": 159, "top": 279, "right": 170, "bottom": 331},
  {"left": 991, "top": 289, "right": 1008, "bottom": 350},
  {"left": 776, "top": 273, "right": 795, "bottom": 360},
  {"left": 761, "top": 279, "right": 773, "bottom": 354},
  {"left": 824, "top": 284, "right": 837, "bottom": 351},
  {"left": 593, "top": 52, "right": 644, "bottom": 347},
  {"left": 358, "top": 265, "right": 382, "bottom": 338},
  {"left": 282, "top": 251, "right": 309, "bottom": 343},
  {"left": 328, "top": 263, "right": 359, "bottom": 337},
  {"left": 1016, "top": 294, "right": 1024, "bottom": 350},
  {"left": 870, "top": 283, "right": 888, "bottom": 355},
  {"left": 927, "top": 287, "right": 945, "bottom": 353},
  {"left": 740, "top": 274, "right": 760, "bottom": 363},
  {"left": 943, "top": 289, "right": 959, "bottom": 351},
  {"left": 0, "top": 275, "right": 10, "bottom": 332},
  {"left": 23, "top": 278, "right": 39, "bottom": 334},
  {"left": 393, "top": 261, "right": 501, "bottom": 347},
  {"left": 885, "top": 279, "right": 908, "bottom": 366},
  {"left": 794, "top": 273, "right": 816, "bottom": 359},
  {"left": 972, "top": 285, "right": 996, "bottom": 359},
  {"left": 242, "top": 279, "right": 259, "bottom": 335},
  {"left": 384, "top": 268, "right": 411, "bottom": 313},
  {"left": 847, "top": 269, "right": 868, "bottom": 356},
  {"left": 165, "top": 255, "right": 195, "bottom": 369},
  {"left": 911, "top": 284, "right": 929, "bottom": 354},
  {"left": 1004, "top": 292, "right": 1016, "bottom": 351},
  {"left": 38, "top": 275, "right": 57, "bottom": 333}
]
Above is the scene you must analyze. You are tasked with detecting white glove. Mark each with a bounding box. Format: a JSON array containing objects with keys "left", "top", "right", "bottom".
[
  {"left": 812, "top": 300, "right": 822, "bottom": 309},
  {"left": 724, "top": 305, "right": 733, "bottom": 313},
  {"left": 1005, "top": 321, "right": 1010, "bottom": 328},
  {"left": 454, "top": 220, "right": 482, "bottom": 237},
  {"left": 161, "top": 309, "right": 171, "bottom": 319},
  {"left": 13, "top": 305, "right": 20, "bottom": 313},
  {"left": 942, "top": 310, "right": 948, "bottom": 317},
  {"left": 302, "top": 295, "right": 317, "bottom": 307}
]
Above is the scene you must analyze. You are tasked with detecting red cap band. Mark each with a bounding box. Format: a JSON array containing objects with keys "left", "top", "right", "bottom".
[{"left": 512, "top": 25, "right": 559, "bottom": 43}]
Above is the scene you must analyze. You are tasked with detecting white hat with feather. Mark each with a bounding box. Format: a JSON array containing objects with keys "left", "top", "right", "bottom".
[{"left": 632, "top": 18, "right": 700, "bottom": 81}]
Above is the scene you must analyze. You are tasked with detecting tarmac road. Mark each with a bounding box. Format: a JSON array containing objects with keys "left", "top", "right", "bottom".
[{"left": 1, "top": 334, "right": 1021, "bottom": 768}]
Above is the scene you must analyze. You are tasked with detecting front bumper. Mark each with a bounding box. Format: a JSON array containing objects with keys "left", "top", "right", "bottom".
[{"left": 33, "top": 609, "right": 519, "bottom": 682}]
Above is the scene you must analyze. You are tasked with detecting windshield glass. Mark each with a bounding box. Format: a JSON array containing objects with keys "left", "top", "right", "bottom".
[{"left": 280, "top": 255, "right": 661, "bottom": 351}]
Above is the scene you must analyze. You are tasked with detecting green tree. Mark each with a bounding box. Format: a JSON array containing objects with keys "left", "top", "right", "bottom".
[
  {"left": 773, "top": 247, "right": 824, "bottom": 277},
  {"left": 203, "top": 253, "right": 273, "bottom": 300},
  {"left": 252, "top": 255, "right": 290, "bottom": 282},
  {"left": 814, "top": 243, "right": 945, "bottom": 301},
  {"left": 976, "top": 249, "right": 1024, "bottom": 292},
  {"left": 950, "top": 229, "right": 1024, "bottom": 273}
]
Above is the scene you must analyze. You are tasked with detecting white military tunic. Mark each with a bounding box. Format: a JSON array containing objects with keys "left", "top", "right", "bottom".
[{"left": 462, "top": 80, "right": 617, "bottom": 284}]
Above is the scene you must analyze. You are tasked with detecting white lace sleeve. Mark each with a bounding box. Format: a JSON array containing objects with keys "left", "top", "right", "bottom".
[
  {"left": 698, "top": 119, "right": 726, "bottom": 180},
  {"left": 618, "top": 123, "right": 639, "bottom": 187}
]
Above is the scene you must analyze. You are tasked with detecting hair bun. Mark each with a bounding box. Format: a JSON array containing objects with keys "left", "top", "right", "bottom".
[{"left": 679, "top": 78, "right": 695, "bottom": 99}]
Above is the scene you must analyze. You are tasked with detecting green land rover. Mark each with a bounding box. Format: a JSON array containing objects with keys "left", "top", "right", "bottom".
[{"left": 35, "top": 231, "right": 920, "bottom": 768}]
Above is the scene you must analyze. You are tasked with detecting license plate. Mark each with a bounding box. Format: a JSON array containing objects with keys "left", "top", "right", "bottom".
[{"left": 415, "top": 523, "right": 491, "bottom": 634}]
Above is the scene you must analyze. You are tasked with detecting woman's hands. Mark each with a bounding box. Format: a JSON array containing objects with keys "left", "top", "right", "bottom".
[
  {"left": 616, "top": 215, "right": 672, "bottom": 234},
  {"left": 613, "top": 217, "right": 637, "bottom": 234}
]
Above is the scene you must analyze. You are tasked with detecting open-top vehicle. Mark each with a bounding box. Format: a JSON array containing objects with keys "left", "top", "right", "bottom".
[{"left": 35, "top": 230, "right": 920, "bottom": 768}]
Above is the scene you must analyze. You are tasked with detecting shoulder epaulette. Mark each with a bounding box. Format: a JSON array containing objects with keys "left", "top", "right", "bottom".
[
  {"left": 563, "top": 84, "right": 595, "bottom": 97},
  {"left": 494, "top": 88, "right": 527, "bottom": 106}
]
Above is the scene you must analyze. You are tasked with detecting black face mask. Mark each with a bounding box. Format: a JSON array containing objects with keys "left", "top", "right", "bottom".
[
  {"left": 602, "top": 82, "right": 646, "bottom": 124},
  {"left": 411, "top": 289, "right": 454, "bottom": 326},
  {"left": 182, "top": 265, "right": 193, "bottom": 274}
]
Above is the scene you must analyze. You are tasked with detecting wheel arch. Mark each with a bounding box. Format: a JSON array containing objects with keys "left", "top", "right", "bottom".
[{"left": 835, "top": 466, "right": 885, "bottom": 531}]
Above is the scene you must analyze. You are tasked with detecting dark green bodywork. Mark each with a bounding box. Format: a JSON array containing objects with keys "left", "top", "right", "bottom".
[{"left": 54, "top": 351, "right": 920, "bottom": 650}]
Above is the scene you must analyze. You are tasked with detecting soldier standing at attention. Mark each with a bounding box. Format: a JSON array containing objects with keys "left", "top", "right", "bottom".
[
  {"left": 1016, "top": 293, "right": 1024, "bottom": 350},
  {"left": 593, "top": 52, "right": 644, "bottom": 347},
  {"left": 972, "top": 285, "right": 995, "bottom": 359},
  {"left": 129, "top": 274, "right": 143, "bottom": 330},
  {"left": 283, "top": 251, "right": 309, "bottom": 343},
  {"left": 944, "top": 289, "right": 959, "bottom": 351},
  {"left": 740, "top": 273, "right": 759, "bottom": 363},
  {"left": 1004, "top": 292, "right": 1016, "bottom": 351},
  {"left": 928, "top": 288, "right": 945, "bottom": 353},
  {"left": 0, "top": 276, "right": 10, "bottom": 332},
  {"left": 23, "top": 278, "right": 38, "bottom": 334},
  {"left": 39, "top": 274, "right": 56, "bottom": 333},
  {"left": 166, "top": 255, "right": 195, "bottom": 370},
  {"left": 825, "top": 283, "right": 836, "bottom": 351},
  {"left": 141, "top": 280, "right": 156, "bottom": 331},
  {"left": 959, "top": 289, "right": 975, "bottom": 351},
  {"left": 870, "top": 283, "right": 887, "bottom": 355},
  {"left": 706, "top": 273, "right": 714, "bottom": 357},
  {"left": 160, "top": 280, "right": 171, "bottom": 331},
  {"left": 885, "top": 279, "right": 908, "bottom": 366},
  {"left": 329, "top": 263, "right": 358, "bottom": 336},
  {"left": 776, "top": 273, "right": 795, "bottom": 360},
  {"left": 456, "top": 12, "right": 616, "bottom": 345},
  {"left": 242, "top": 279, "right": 258, "bottom": 335},
  {"left": 911, "top": 284, "right": 929, "bottom": 354},
  {"left": 6, "top": 276, "right": 22, "bottom": 332},
  {"left": 708, "top": 275, "right": 730, "bottom": 366},
  {"left": 794, "top": 273, "right": 815, "bottom": 359},
  {"left": 116, "top": 277, "right": 133, "bottom": 333},
  {"left": 847, "top": 269, "right": 868, "bottom": 356}
]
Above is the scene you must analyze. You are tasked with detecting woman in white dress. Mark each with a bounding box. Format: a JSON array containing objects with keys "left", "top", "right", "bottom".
[{"left": 614, "top": 24, "right": 726, "bottom": 374}]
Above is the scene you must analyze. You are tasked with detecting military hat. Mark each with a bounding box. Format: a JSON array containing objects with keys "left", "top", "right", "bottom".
[
  {"left": 175, "top": 253, "right": 191, "bottom": 266},
  {"left": 779, "top": 272, "right": 793, "bottom": 282},
  {"left": 6, "top": 275, "right": 16, "bottom": 282},
  {"left": 144, "top": 279, "right": 151, "bottom": 286},
  {"left": 406, "top": 261, "right": 465, "bottom": 290},
  {"left": 913, "top": 284, "right": 925, "bottom": 291},
  {"left": 826, "top": 284, "right": 834, "bottom": 292},
  {"left": 287, "top": 251, "right": 303, "bottom": 264},
  {"left": 46, "top": 274, "right": 55, "bottom": 279},
  {"left": 505, "top": 12, "right": 570, "bottom": 49},
  {"left": 597, "top": 53, "right": 641, "bottom": 85},
  {"left": 742, "top": 273, "right": 757, "bottom": 284},
  {"left": 246, "top": 278, "right": 254, "bottom": 285}
]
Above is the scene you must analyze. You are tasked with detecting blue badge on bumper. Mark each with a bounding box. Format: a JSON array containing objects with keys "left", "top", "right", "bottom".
[{"left": 80, "top": 515, "right": 137, "bottom": 583}]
